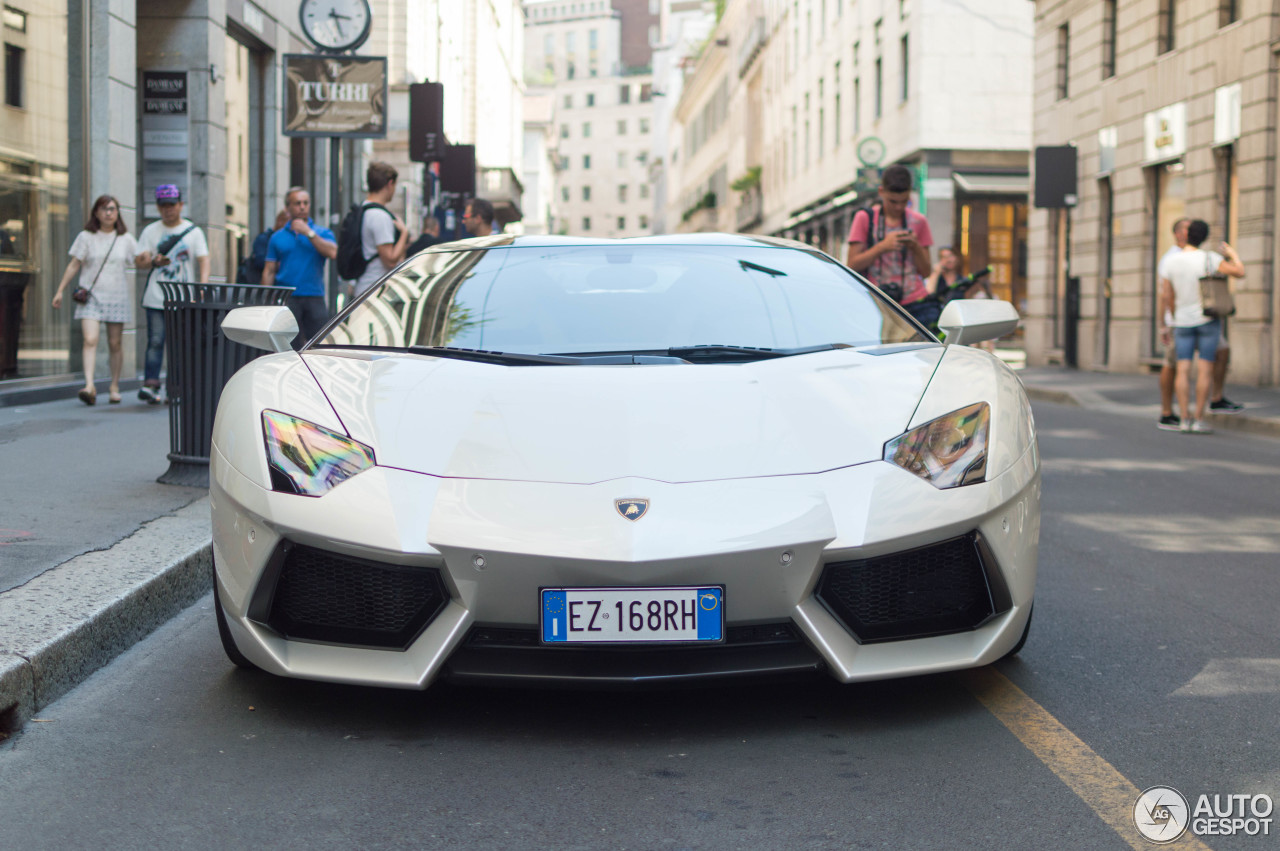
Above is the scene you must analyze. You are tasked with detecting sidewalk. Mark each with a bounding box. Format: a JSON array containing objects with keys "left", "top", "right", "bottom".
[
  {"left": 1013, "top": 359, "right": 1280, "bottom": 439},
  {"left": 4, "top": 358, "right": 1279, "bottom": 737}
]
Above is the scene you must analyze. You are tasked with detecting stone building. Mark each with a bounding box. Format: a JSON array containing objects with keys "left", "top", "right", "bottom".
[
  {"left": 0, "top": 0, "right": 526, "bottom": 399},
  {"left": 662, "top": 0, "right": 1034, "bottom": 312},
  {"left": 1029, "top": 0, "right": 1276, "bottom": 385}
]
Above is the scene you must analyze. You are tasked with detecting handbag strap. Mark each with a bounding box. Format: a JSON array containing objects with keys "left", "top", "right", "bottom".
[{"left": 84, "top": 232, "right": 120, "bottom": 295}]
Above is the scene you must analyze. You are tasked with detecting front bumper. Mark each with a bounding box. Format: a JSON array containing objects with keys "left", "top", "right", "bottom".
[{"left": 210, "top": 441, "right": 1039, "bottom": 689}]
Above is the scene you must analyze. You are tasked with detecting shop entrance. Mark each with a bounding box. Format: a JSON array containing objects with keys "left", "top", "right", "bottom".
[
  {"left": 956, "top": 197, "right": 1028, "bottom": 329},
  {"left": 1150, "top": 161, "right": 1186, "bottom": 357}
]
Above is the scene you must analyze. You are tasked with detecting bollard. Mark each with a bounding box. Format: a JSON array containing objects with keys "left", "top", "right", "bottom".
[{"left": 157, "top": 282, "right": 293, "bottom": 487}]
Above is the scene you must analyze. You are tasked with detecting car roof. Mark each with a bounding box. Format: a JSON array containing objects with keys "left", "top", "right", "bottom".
[{"left": 423, "top": 232, "right": 818, "bottom": 253}]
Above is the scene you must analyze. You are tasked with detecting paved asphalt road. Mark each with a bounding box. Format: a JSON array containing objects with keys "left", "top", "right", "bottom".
[{"left": 1, "top": 399, "right": 1277, "bottom": 849}]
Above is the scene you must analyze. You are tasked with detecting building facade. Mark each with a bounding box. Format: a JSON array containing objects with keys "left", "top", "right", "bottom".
[
  {"left": 366, "top": 0, "right": 525, "bottom": 233},
  {"left": 524, "top": 0, "right": 657, "bottom": 236},
  {"left": 0, "top": 0, "right": 527, "bottom": 397},
  {"left": 662, "top": 0, "right": 1034, "bottom": 311},
  {"left": 1029, "top": 0, "right": 1277, "bottom": 385}
]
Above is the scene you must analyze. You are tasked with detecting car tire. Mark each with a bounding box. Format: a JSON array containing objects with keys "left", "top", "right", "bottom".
[
  {"left": 1001, "top": 603, "right": 1033, "bottom": 660},
  {"left": 214, "top": 565, "right": 260, "bottom": 671}
]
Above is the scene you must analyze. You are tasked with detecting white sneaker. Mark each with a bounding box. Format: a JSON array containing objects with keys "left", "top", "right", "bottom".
[
  {"left": 1180, "top": 418, "right": 1192, "bottom": 433},
  {"left": 1190, "top": 420, "right": 1214, "bottom": 434}
]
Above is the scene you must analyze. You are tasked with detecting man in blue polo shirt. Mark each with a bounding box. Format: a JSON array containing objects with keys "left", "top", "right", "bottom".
[{"left": 262, "top": 186, "right": 337, "bottom": 349}]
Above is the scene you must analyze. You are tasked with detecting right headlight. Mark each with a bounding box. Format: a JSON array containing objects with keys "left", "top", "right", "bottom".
[
  {"left": 883, "top": 402, "right": 989, "bottom": 489},
  {"left": 262, "top": 410, "right": 375, "bottom": 497}
]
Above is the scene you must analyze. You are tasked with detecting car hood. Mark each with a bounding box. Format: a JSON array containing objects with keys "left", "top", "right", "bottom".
[{"left": 302, "top": 347, "right": 943, "bottom": 484}]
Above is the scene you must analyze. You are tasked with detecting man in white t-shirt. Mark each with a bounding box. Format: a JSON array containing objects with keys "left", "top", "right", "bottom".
[
  {"left": 134, "top": 184, "right": 210, "bottom": 402},
  {"left": 1154, "top": 218, "right": 1189, "bottom": 429},
  {"left": 353, "top": 161, "right": 409, "bottom": 297},
  {"left": 1157, "top": 219, "right": 1244, "bottom": 434}
]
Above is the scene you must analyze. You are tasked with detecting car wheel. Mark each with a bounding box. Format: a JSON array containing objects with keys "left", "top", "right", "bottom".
[
  {"left": 1001, "top": 603, "right": 1033, "bottom": 660},
  {"left": 214, "top": 565, "right": 260, "bottom": 671}
]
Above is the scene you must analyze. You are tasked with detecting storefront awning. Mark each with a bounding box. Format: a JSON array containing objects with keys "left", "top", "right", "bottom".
[{"left": 952, "top": 172, "right": 1029, "bottom": 195}]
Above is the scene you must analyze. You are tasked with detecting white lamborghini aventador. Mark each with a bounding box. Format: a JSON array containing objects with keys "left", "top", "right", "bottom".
[{"left": 210, "top": 234, "right": 1039, "bottom": 688}]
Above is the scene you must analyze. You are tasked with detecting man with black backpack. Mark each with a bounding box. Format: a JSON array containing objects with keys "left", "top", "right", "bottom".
[{"left": 341, "top": 161, "right": 409, "bottom": 297}]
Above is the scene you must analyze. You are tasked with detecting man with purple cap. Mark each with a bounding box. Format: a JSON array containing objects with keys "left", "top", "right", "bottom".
[{"left": 134, "top": 184, "right": 210, "bottom": 403}]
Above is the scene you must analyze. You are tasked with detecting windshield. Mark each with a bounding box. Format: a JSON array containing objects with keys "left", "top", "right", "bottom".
[{"left": 312, "top": 243, "right": 928, "bottom": 355}]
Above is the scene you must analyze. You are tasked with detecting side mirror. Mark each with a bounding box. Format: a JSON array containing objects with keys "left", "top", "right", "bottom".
[
  {"left": 937, "top": 299, "right": 1020, "bottom": 346},
  {"left": 222, "top": 306, "right": 298, "bottom": 353}
]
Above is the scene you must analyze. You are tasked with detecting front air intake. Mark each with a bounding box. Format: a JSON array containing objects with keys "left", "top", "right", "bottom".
[
  {"left": 250, "top": 542, "right": 448, "bottom": 650},
  {"left": 816, "top": 533, "right": 1010, "bottom": 643}
]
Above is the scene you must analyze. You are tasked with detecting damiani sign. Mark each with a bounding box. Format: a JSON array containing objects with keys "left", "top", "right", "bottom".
[{"left": 283, "top": 54, "right": 387, "bottom": 138}]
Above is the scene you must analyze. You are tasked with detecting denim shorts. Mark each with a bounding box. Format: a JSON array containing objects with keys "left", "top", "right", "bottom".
[{"left": 1175, "top": 319, "right": 1221, "bottom": 362}]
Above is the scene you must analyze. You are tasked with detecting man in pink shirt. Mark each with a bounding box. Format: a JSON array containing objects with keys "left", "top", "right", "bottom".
[{"left": 846, "top": 164, "right": 934, "bottom": 314}]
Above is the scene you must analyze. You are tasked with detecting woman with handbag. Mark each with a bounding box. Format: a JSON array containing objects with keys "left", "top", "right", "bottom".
[
  {"left": 1157, "top": 219, "right": 1245, "bottom": 434},
  {"left": 51, "top": 195, "right": 139, "bottom": 405}
]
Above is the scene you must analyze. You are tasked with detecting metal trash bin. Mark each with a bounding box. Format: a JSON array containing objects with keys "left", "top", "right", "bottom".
[{"left": 157, "top": 282, "right": 293, "bottom": 486}]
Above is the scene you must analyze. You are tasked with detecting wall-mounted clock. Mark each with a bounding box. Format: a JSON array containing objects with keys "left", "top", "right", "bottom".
[
  {"left": 299, "top": 0, "right": 372, "bottom": 53},
  {"left": 857, "top": 136, "right": 886, "bottom": 168}
]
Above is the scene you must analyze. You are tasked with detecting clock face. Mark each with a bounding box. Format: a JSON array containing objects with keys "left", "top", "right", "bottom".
[
  {"left": 857, "top": 136, "right": 886, "bottom": 167},
  {"left": 300, "top": 0, "right": 372, "bottom": 52}
]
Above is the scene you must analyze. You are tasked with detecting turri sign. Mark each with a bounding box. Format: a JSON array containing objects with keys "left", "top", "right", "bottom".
[{"left": 283, "top": 54, "right": 387, "bottom": 138}]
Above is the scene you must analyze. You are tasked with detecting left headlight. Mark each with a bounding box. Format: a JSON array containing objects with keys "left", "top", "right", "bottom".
[
  {"left": 262, "top": 410, "right": 375, "bottom": 497},
  {"left": 883, "top": 402, "right": 989, "bottom": 489}
]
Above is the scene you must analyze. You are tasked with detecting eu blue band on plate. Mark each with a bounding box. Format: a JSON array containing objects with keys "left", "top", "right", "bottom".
[
  {"left": 542, "top": 590, "right": 568, "bottom": 642},
  {"left": 697, "top": 587, "right": 722, "bottom": 640}
]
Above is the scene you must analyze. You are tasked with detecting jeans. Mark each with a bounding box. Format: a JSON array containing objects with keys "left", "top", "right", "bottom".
[
  {"left": 286, "top": 295, "right": 332, "bottom": 350},
  {"left": 143, "top": 307, "right": 165, "bottom": 383},
  {"left": 1175, "top": 318, "right": 1221, "bottom": 362}
]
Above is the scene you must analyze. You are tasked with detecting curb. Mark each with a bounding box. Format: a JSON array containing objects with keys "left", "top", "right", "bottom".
[
  {"left": 1021, "top": 383, "right": 1280, "bottom": 440},
  {"left": 1022, "top": 385, "right": 1081, "bottom": 407},
  {"left": 0, "top": 499, "right": 212, "bottom": 737}
]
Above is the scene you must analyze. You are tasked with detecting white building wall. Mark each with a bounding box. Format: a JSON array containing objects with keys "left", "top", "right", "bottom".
[{"left": 525, "top": 0, "right": 655, "bottom": 236}]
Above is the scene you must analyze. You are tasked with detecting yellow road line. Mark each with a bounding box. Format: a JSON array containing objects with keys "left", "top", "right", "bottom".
[{"left": 960, "top": 667, "right": 1213, "bottom": 850}]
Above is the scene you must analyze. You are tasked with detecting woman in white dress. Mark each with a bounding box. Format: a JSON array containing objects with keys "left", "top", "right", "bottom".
[{"left": 51, "top": 195, "right": 139, "bottom": 405}]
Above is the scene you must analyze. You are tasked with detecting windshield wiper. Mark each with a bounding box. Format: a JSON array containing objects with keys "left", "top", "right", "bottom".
[
  {"left": 409, "top": 346, "right": 691, "bottom": 366},
  {"left": 409, "top": 346, "right": 586, "bottom": 366},
  {"left": 665, "top": 343, "right": 851, "bottom": 362}
]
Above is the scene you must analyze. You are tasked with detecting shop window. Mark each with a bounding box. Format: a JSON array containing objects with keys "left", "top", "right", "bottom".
[
  {"left": 0, "top": 181, "right": 31, "bottom": 260},
  {"left": 1150, "top": 160, "right": 1186, "bottom": 355}
]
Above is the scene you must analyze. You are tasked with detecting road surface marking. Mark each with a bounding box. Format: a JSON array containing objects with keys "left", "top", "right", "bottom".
[{"left": 961, "top": 667, "right": 1213, "bottom": 851}]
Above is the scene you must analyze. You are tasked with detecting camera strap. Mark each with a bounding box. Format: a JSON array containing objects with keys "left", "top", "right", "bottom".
[{"left": 869, "top": 205, "right": 911, "bottom": 289}]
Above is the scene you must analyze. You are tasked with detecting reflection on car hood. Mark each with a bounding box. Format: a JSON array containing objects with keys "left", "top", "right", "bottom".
[{"left": 302, "top": 347, "right": 943, "bottom": 484}]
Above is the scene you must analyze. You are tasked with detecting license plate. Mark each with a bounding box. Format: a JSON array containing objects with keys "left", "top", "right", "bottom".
[{"left": 540, "top": 586, "right": 724, "bottom": 644}]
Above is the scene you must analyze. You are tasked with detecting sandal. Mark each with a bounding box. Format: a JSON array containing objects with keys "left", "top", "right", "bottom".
[
  {"left": 77, "top": 388, "right": 97, "bottom": 406},
  {"left": 108, "top": 392, "right": 122, "bottom": 404}
]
